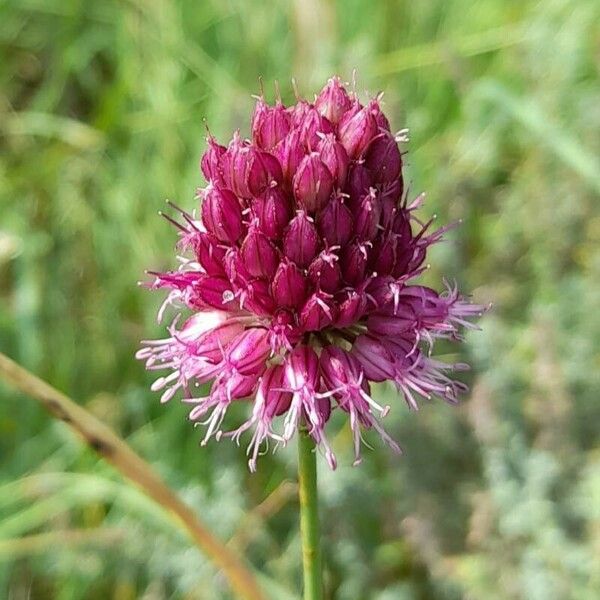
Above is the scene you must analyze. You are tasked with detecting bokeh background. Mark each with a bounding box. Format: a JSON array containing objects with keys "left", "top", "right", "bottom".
[{"left": 1, "top": 0, "right": 599, "bottom": 598}]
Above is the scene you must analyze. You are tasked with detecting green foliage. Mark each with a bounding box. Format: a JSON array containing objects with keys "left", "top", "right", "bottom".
[{"left": 1, "top": 0, "right": 599, "bottom": 598}]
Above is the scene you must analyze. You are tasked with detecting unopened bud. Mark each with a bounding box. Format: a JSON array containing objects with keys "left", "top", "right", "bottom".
[
  {"left": 335, "top": 290, "right": 367, "bottom": 327},
  {"left": 338, "top": 100, "right": 378, "bottom": 158},
  {"left": 364, "top": 132, "right": 402, "bottom": 184},
  {"left": 293, "top": 153, "right": 334, "bottom": 213},
  {"left": 194, "top": 232, "right": 227, "bottom": 276},
  {"left": 316, "top": 195, "right": 354, "bottom": 246},
  {"left": 344, "top": 161, "right": 372, "bottom": 199},
  {"left": 240, "top": 227, "right": 280, "bottom": 278},
  {"left": 242, "top": 278, "right": 276, "bottom": 315},
  {"left": 352, "top": 189, "right": 382, "bottom": 241},
  {"left": 307, "top": 250, "right": 342, "bottom": 293},
  {"left": 314, "top": 77, "right": 352, "bottom": 124},
  {"left": 299, "top": 292, "right": 335, "bottom": 331},
  {"left": 273, "top": 129, "right": 306, "bottom": 184},
  {"left": 369, "top": 232, "right": 398, "bottom": 276},
  {"left": 201, "top": 187, "right": 244, "bottom": 243},
  {"left": 251, "top": 188, "right": 292, "bottom": 240},
  {"left": 247, "top": 149, "right": 283, "bottom": 196},
  {"left": 283, "top": 211, "right": 321, "bottom": 268},
  {"left": 191, "top": 275, "right": 236, "bottom": 310},
  {"left": 298, "top": 107, "right": 334, "bottom": 150},
  {"left": 252, "top": 98, "right": 291, "bottom": 150},
  {"left": 200, "top": 136, "right": 226, "bottom": 185},
  {"left": 316, "top": 134, "right": 349, "bottom": 188},
  {"left": 271, "top": 260, "right": 309, "bottom": 309},
  {"left": 340, "top": 240, "right": 369, "bottom": 285}
]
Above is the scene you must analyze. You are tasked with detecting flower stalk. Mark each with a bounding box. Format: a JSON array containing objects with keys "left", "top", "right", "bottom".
[{"left": 298, "top": 428, "right": 323, "bottom": 600}]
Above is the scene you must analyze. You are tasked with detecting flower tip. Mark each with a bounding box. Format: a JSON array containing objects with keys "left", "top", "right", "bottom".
[
  {"left": 391, "top": 442, "right": 403, "bottom": 455},
  {"left": 326, "top": 451, "right": 338, "bottom": 470},
  {"left": 150, "top": 377, "right": 165, "bottom": 392},
  {"left": 352, "top": 458, "right": 363, "bottom": 467}
]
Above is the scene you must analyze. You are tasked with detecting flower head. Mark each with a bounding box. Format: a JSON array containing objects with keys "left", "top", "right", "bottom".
[{"left": 138, "top": 76, "right": 488, "bottom": 470}]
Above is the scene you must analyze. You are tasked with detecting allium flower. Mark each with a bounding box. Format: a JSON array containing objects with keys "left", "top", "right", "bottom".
[{"left": 137, "top": 77, "right": 487, "bottom": 471}]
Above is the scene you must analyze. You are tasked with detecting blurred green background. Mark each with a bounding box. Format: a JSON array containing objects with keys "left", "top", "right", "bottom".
[{"left": 1, "top": 0, "right": 599, "bottom": 598}]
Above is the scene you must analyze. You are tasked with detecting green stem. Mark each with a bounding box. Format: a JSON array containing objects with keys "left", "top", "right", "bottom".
[{"left": 297, "top": 428, "right": 323, "bottom": 600}]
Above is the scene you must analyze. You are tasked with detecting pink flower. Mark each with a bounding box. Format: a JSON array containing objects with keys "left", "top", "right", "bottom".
[{"left": 138, "top": 77, "right": 488, "bottom": 470}]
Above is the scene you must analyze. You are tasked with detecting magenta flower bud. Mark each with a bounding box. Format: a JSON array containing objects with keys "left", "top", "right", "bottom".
[
  {"left": 352, "top": 189, "right": 382, "bottom": 242},
  {"left": 191, "top": 275, "right": 236, "bottom": 310},
  {"left": 298, "top": 107, "right": 334, "bottom": 150},
  {"left": 240, "top": 227, "right": 279, "bottom": 278},
  {"left": 372, "top": 101, "right": 391, "bottom": 132},
  {"left": 271, "top": 260, "right": 309, "bottom": 309},
  {"left": 192, "top": 319, "right": 245, "bottom": 363},
  {"left": 338, "top": 100, "right": 378, "bottom": 158},
  {"left": 283, "top": 211, "right": 320, "bottom": 268},
  {"left": 369, "top": 232, "right": 397, "bottom": 276},
  {"left": 341, "top": 240, "right": 369, "bottom": 286},
  {"left": 222, "top": 133, "right": 253, "bottom": 197},
  {"left": 364, "top": 132, "right": 402, "bottom": 184},
  {"left": 242, "top": 278, "right": 276, "bottom": 316},
  {"left": 222, "top": 135, "right": 283, "bottom": 199},
  {"left": 316, "top": 134, "right": 349, "bottom": 188},
  {"left": 293, "top": 153, "right": 334, "bottom": 213},
  {"left": 201, "top": 187, "right": 244, "bottom": 243},
  {"left": 289, "top": 99, "right": 311, "bottom": 127},
  {"left": 316, "top": 195, "right": 353, "bottom": 247},
  {"left": 334, "top": 290, "right": 367, "bottom": 328},
  {"left": 251, "top": 187, "right": 292, "bottom": 240},
  {"left": 200, "top": 136, "right": 226, "bottom": 185},
  {"left": 252, "top": 99, "right": 291, "bottom": 150},
  {"left": 194, "top": 232, "right": 227, "bottom": 277},
  {"left": 352, "top": 334, "right": 396, "bottom": 382},
  {"left": 273, "top": 129, "right": 306, "bottom": 184},
  {"left": 391, "top": 209, "right": 411, "bottom": 238},
  {"left": 300, "top": 291, "right": 335, "bottom": 331},
  {"left": 247, "top": 149, "right": 283, "bottom": 196},
  {"left": 380, "top": 195, "right": 398, "bottom": 230},
  {"left": 381, "top": 178, "right": 403, "bottom": 207},
  {"left": 344, "top": 161, "right": 372, "bottom": 199},
  {"left": 314, "top": 77, "right": 352, "bottom": 125},
  {"left": 307, "top": 250, "right": 342, "bottom": 293},
  {"left": 224, "top": 247, "right": 251, "bottom": 288},
  {"left": 227, "top": 328, "right": 271, "bottom": 375}
]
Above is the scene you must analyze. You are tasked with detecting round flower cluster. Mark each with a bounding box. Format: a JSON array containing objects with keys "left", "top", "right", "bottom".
[{"left": 137, "top": 77, "right": 486, "bottom": 470}]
